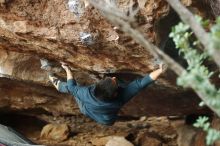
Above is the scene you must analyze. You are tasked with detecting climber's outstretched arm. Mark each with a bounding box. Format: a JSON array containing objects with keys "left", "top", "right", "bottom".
[
  {"left": 149, "top": 63, "right": 166, "bottom": 81},
  {"left": 61, "top": 62, "right": 80, "bottom": 95},
  {"left": 61, "top": 63, "right": 73, "bottom": 80}
]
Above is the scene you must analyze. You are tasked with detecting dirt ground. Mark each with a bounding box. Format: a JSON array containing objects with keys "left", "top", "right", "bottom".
[{"left": 0, "top": 114, "right": 181, "bottom": 146}]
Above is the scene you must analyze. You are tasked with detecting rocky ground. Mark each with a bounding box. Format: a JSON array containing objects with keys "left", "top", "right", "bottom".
[
  {"left": 0, "top": 113, "right": 209, "bottom": 146},
  {"left": 0, "top": 114, "right": 179, "bottom": 146}
]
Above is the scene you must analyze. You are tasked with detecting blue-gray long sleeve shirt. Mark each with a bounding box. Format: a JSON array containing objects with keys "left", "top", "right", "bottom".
[{"left": 66, "top": 74, "right": 154, "bottom": 125}]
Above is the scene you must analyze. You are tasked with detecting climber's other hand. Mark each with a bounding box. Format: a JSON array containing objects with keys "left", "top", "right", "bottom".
[{"left": 61, "top": 62, "right": 70, "bottom": 71}]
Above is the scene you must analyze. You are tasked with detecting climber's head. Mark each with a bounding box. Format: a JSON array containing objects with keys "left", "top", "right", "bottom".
[{"left": 94, "top": 77, "right": 118, "bottom": 100}]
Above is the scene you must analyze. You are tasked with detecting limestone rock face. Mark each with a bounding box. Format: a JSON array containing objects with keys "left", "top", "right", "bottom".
[{"left": 0, "top": 0, "right": 217, "bottom": 123}]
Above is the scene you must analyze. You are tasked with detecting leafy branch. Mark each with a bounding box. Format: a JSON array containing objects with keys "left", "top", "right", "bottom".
[
  {"left": 170, "top": 19, "right": 220, "bottom": 145},
  {"left": 166, "top": 0, "right": 220, "bottom": 67},
  {"left": 194, "top": 116, "right": 220, "bottom": 145},
  {"left": 170, "top": 21, "right": 220, "bottom": 115}
]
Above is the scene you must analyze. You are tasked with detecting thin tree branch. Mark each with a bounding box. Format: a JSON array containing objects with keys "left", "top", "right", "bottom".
[
  {"left": 89, "top": 0, "right": 185, "bottom": 75},
  {"left": 89, "top": 0, "right": 220, "bottom": 116},
  {"left": 166, "top": 0, "right": 220, "bottom": 67}
]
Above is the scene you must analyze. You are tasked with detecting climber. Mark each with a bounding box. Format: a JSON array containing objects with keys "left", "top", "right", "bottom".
[{"left": 49, "top": 62, "right": 166, "bottom": 125}]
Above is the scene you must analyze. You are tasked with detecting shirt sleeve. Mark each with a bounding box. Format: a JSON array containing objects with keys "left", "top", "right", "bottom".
[
  {"left": 67, "top": 79, "right": 90, "bottom": 102},
  {"left": 120, "top": 74, "right": 154, "bottom": 104},
  {"left": 67, "top": 79, "right": 78, "bottom": 95}
]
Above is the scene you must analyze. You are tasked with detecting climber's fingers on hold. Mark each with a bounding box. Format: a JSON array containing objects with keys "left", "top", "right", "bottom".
[{"left": 160, "top": 63, "right": 168, "bottom": 73}]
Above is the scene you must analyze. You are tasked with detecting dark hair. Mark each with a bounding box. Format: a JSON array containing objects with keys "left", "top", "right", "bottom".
[{"left": 94, "top": 77, "right": 118, "bottom": 100}]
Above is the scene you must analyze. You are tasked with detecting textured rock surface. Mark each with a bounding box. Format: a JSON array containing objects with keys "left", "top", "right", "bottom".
[
  {"left": 174, "top": 121, "right": 205, "bottom": 146},
  {"left": 138, "top": 136, "right": 162, "bottom": 146},
  {"left": 0, "top": 50, "right": 209, "bottom": 117},
  {"left": 0, "top": 0, "right": 219, "bottom": 145},
  {"left": 105, "top": 136, "right": 134, "bottom": 146},
  {"left": 0, "top": 0, "right": 210, "bottom": 117}
]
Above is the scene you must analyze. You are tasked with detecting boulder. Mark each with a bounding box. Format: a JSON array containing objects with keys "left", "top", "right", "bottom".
[
  {"left": 91, "top": 136, "right": 112, "bottom": 146},
  {"left": 105, "top": 136, "right": 134, "bottom": 146},
  {"left": 40, "top": 124, "right": 70, "bottom": 142},
  {"left": 91, "top": 134, "right": 132, "bottom": 146}
]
